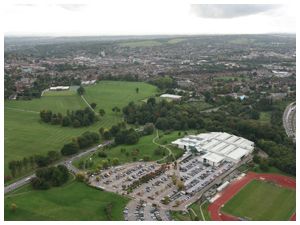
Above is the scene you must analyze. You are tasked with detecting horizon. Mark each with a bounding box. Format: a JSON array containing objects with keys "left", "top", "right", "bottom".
[{"left": 4, "top": 32, "right": 296, "bottom": 38}]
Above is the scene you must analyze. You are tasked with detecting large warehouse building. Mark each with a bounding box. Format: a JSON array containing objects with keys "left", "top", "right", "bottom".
[{"left": 172, "top": 132, "right": 254, "bottom": 166}]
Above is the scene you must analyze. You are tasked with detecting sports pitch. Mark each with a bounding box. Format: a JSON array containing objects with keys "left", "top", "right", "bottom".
[{"left": 221, "top": 180, "right": 296, "bottom": 221}]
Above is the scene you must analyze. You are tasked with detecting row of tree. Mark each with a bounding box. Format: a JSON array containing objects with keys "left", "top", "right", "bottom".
[
  {"left": 98, "top": 122, "right": 141, "bottom": 145},
  {"left": 8, "top": 151, "right": 61, "bottom": 178},
  {"left": 40, "top": 107, "right": 98, "bottom": 128},
  {"left": 31, "top": 165, "right": 69, "bottom": 190},
  {"left": 61, "top": 131, "right": 100, "bottom": 156}
]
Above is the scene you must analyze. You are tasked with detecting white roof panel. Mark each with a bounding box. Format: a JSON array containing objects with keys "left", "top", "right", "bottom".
[
  {"left": 202, "top": 152, "right": 224, "bottom": 163},
  {"left": 227, "top": 148, "right": 249, "bottom": 160}
]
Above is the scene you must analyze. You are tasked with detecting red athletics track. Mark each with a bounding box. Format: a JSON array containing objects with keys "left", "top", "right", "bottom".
[{"left": 208, "top": 172, "right": 296, "bottom": 221}]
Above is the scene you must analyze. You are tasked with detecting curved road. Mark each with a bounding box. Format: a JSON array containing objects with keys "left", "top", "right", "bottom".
[{"left": 4, "top": 141, "right": 112, "bottom": 194}]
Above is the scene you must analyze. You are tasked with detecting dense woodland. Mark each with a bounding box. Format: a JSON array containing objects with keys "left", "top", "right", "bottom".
[{"left": 123, "top": 97, "right": 295, "bottom": 175}]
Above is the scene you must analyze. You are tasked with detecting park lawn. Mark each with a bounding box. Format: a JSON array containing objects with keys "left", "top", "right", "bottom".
[
  {"left": 259, "top": 112, "right": 271, "bottom": 123},
  {"left": 5, "top": 95, "right": 86, "bottom": 112},
  {"left": 4, "top": 180, "right": 129, "bottom": 221},
  {"left": 4, "top": 81, "right": 158, "bottom": 179},
  {"left": 157, "top": 130, "right": 198, "bottom": 145},
  {"left": 167, "top": 38, "right": 186, "bottom": 44},
  {"left": 73, "top": 132, "right": 166, "bottom": 170},
  {"left": 222, "top": 180, "right": 296, "bottom": 221},
  {"left": 83, "top": 81, "right": 157, "bottom": 113},
  {"left": 119, "top": 40, "right": 162, "bottom": 47},
  {"left": 73, "top": 130, "right": 187, "bottom": 170}
]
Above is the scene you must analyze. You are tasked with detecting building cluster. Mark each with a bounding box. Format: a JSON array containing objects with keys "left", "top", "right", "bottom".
[{"left": 172, "top": 132, "right": 254, "bottom": 166}]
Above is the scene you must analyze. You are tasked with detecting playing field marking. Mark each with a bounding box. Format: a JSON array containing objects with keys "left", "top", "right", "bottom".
[
  {"left": 5, "top": 107, "right": 39, "bottom": 114},
  {"left": 200, "top": 200, "right": 207, "bottom": 221}
]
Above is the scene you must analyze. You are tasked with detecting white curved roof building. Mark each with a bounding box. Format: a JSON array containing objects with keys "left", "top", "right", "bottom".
[{"left": 172, "top": 132, "right": 254, "bottom": 165}]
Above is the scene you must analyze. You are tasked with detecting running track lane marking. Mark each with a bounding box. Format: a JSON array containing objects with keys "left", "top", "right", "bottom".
[{"left": 208, "top": 172, "right": 296, "bottom": 221}]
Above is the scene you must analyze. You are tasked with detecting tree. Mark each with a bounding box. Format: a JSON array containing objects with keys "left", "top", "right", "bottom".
[
  {"left": 162, "top": 196, "right": 170, "bottom": 205},
  {"left": 103, "top": 131, "right": 112, "bottom": 140},
  {"left": 176, "top": 180, "right": 185, "bottom": 191},
  {"left": 147, "top": 97, "right": 156, "bottom": 105},
  {"left": 90, "top": 102, "right": 97, "bottom": 109},
  {"left": 61, "top": 142, "right": 79, "bottom": 156},
  {"left": 143, "top": 155, "right": 151, "bottom": 162},
  {"left": 99, "top": 127, "right": 105, "bottom": 136},
  {"left": 143, "top": 123, "right": 155, "bottom": 135},
  {"left": 47, "top": 151, "right": 60, "bottom": 163},
  {"left": 98, "top": 151, "right": 107, "bottom": 158},
  {"left": 77, "top": 86, "right": 85, "bottom": 95},
  {"left": 104, "top": 202, "right": 113, "bottom": 220},
  {"left": 34, "top": 155, "right": 50, "bottom": 167},
  {"left": 99, "top": 109, "right": 106, "bottom": 117},
  {"left": 62, "top": 116, "right": 71, "bottom": 126},
  {"left": 101, "top": 159, "right": 109, "bottom": 169},
  {"left": 112, "top": 158, "right": 120, "bottom": 166},
  {"left": 76, "top": 173, "right": 85, "bottom": 182},
  {"left": 11, "top": 203, "right": 17, "bottom": 213},
  {"left": 8, "top": 161, "right": 17, "bottom": 177}
]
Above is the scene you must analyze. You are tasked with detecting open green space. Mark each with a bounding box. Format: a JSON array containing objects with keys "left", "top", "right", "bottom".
[
  {"left": 4, "top": 81, "right": 157, "bottom": 179},
  {"left": 119, "top": 40, "right": 162, "bottom": 47},
  {"left": 4, "top": 180, "right": 129, "bottom": 221},
  {"left": 73, "top": 130, "right": 186, "bottom": 170},
  {"left": 222, "top": 180, "right": 296, "bottom": 221},
  {"left": 167, "top": 38, "right": 186, "bottom": 44}
]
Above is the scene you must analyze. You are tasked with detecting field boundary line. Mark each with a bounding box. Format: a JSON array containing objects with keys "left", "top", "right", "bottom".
[
  {"left": 80, "top": 95, "right": 98, "bottom": 114},
  {"left": 5, "top": 107, "right": 39, "bottom": 114}
]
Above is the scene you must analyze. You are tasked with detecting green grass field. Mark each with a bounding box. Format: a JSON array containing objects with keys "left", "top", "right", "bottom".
[
  {"left": 73, "top": 130, "right": 186, "bottom": 170},
  {"left": 167, "top": 38, "right": 186, "bottom": 44},
  {"left": 119, "top": 40, "right": 162, "bottom": 47},
  {"left": 4, "top": 81, "right": 157, "bottom": 179},
  {"left": 222, "top": 180, "right": 296, "bottom": 221},
  {"left": 4, "top": 180, "right": 129, "bottom": 221}
]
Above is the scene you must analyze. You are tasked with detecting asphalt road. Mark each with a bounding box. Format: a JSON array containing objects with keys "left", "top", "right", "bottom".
[{"left": 4, "top": 141, "right": 112, "bottom": 194}]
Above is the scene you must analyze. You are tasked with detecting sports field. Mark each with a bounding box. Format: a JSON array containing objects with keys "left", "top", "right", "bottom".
[
  {"left": 4, "top": 180, "right": 129, "bottom": 221},
  {"left": 222, "top": 180, "right": 296, "bottom": 221},
  {"left": 4, "top": 81, "right": 157, "bottom": 179}
]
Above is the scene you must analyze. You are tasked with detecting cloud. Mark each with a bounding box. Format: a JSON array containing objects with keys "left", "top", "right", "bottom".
[
  {"left": 190, "top": 4, "right": 281, "bottom": 19},
  {"left": 58, "top": 4, "right": 86, "bottom": 12}
]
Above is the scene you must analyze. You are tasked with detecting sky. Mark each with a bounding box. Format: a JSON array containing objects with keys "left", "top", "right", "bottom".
[{"left": 3, "top": 0, "right": 297, "bottom": 36}]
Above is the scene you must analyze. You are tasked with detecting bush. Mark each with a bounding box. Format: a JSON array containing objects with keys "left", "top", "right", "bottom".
[{"left": 98, "top": 151, "right": 107, "bottom": 158}]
